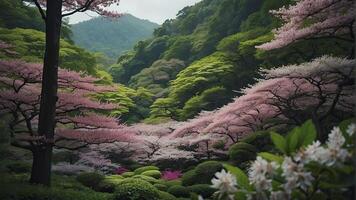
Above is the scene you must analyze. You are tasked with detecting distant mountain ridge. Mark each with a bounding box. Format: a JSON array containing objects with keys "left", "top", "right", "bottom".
[{"left": 71, "top": 14, "right": 159, "bottom": 58}]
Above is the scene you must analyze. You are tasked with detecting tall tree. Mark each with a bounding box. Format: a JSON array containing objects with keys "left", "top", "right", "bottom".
[{"left": 15, "top": 0, "right": 120, "bottom": 185}]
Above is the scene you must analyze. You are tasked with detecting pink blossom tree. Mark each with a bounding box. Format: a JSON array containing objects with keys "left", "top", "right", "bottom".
[
  {"left": 0, "top": 58, "right": 137, "bottom": 184},
  {"left": 170, "top": 56, "right": 355, "bottom": 146},
  {"left": 16, "top": 0, "right": 122, "bottom": 185},
  {"left": 256, "top": 0, "right": 355, "bottom": 57}
]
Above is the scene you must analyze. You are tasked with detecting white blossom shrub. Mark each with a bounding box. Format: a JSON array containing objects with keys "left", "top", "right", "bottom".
[{"left": 209, "top": 120, "right": 355, "bottom": 200}]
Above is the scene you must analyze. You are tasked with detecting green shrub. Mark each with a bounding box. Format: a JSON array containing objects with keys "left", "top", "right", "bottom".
[
  {"left": 167, "top": 185, "right": 190, "bottom": 198},
  {"left": 141, "top": 170, "right": 161, "bottom": 178},
  {"left": 113, "top": 178, "right": 160, "bottom": 200},
  {"left": 76, "top": 172, "right": 104, "bottom": 190},
  {"left": 97, "top": 181, "right": 115, "bottom": 193},
  {"left": 103, "top": 175, "right": 124, "bottom": 185},
  {"left": 229, "top": 142, "right": 257, "bottom": 164},
  {"left": 132, "top": 174, "right": 161, "bottom": 184},
  {"left": 187, "top": 184, "right": 217, "bottom": 198},
  {"left": 164, "top": 180, "right": 182, "bottom": 188},
  {"left": 134, "top": 166, "right": 159, "bottom": 174},
  {"left": 181, "top": 169, "right": 196, "bottom": 186},
  {"left": 154, "top": 183, "right": 168, "bottom": 191},
  {"left": 158, "top": 191, "right": 178, "bottom": 200},
  {"left": 122, "top": 171, "right": 135, "bottom": 177},
  {"left": 182, "top": 161, "right": 223, "bottom": 186},
  {"left": 6, "top": 161, "right": 31, "bottom": 173}
]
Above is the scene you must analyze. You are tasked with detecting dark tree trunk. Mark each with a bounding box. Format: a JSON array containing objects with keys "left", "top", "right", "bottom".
[
  {"left": 31, "top": 0, "right": 62, "bottom": 186},
  {"left": 30, "top": 147, "right": 53, "bottom": 184}
]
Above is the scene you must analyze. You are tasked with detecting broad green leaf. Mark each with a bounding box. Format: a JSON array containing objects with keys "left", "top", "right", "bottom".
[
  {"left": 286, "top": 128, "right": 299, "bottom": 154},
  {"left": 270, "top": 132, "right": 287, "bottom": 154},
  {"left": 299, "top": 120, "right": 317, "bottom": 147},
  {"left": 258, "top": 152, "right": 283, "bottom": 164},
  {"left": 223, "top": 164, "right": 252, "bottom": 191}
]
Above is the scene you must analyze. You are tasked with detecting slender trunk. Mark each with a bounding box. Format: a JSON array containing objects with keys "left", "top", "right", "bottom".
[{"left": 31, "top": 0, "right": 62, "bottom": 186}]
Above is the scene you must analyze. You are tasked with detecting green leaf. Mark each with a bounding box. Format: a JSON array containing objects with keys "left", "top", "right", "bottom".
[
  {"left": 223, "top": 164, "right": 252, "bottom": 191},
  {"left": 286, "top": 128, "right": 299, "bottom": 154},
  {"left": 270, "top": 132, "right": 287, "bottom": 154},
  {"left": 258, "top": 152, "right": 283, "bottom": 164},
  {"left": 234, "top": 191, "right": 247, "bottom": 200},
  {"left": 338, "top": 118, "right": 356, "bottom": 137},
  {"left": 299, "top": 120, "right": 317, "bottom": 147}
]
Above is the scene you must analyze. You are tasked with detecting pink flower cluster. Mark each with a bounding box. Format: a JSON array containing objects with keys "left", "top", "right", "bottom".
[
  {"left": 256, "top": 0, "right": 355, "bottom": 50},
  {"left": 161, "top": 170, "right": 182, "bottom": 181}
]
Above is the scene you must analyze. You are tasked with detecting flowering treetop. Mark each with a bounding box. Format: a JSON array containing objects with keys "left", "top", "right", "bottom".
[
  {"left": 31, "top": 0, "right": 121, "bottom": 18},
  {"left": 170, "top": 56, "right": 355, "bottom": 144},
  {"left": 256, "top": 0, "right": 356, "bottom": 50}
]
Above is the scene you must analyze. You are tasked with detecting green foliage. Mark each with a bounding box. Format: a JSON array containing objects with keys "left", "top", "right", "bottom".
[
  {"left": 113, "top": 178, "right": 160, "bottom": 200},
  {"left": 154, "top": 183, "right": 168, "bottom": 191},
  {"left": 72, "top": 15, "right": 158, "bottom": 59},
  {"left": 150, "top": 52, "right": 255, "bottom": 120},
  {"left": 76, "top": 172, "right": 105, "bottom": 190},
  {"left": 167, "top": 185, "right": 190, "bottom": 198},
  {"left": 187, "top": 184, "right": 217, "bottom": 198},
  {"left": 0, "top": 28, "right": 97, "bottom": 75},
  {"left": 96, "top": 181, "right": 116, "bottom": 193},
  {"left": 229, "top": 142, "right": 258, "bottom": 164},
  {"left": 182, "top": 161, "right": 223, "bottom": 186},
  {"left": 0, "top": 173, "right": 111, "bottom": 200},
  {"left": 270, "top": 120, "right": 317, "bottom": 155},
  {"left": 181, "top": 169, "right": 196, "bottom": 186},
  {"left": 6, "top": 161, "right": 31, "bottom": 174},
  {"left": 141, "top": 170, "right": 162, "bottom": 179},
  {"left": 0, "top": 0, "right": 73, "bottom": 42},
  {"left": 103, "top": 175, "right": 124, "bottom": 185},
  {"left": 132, "top": 175, "right": 161, "bottom": 184},
  {"left": 163, "top": 180, "right": 182, "bottom": 188},
  {"left": 158, "top": 191, "right": 178, "bottom": 200},
  {"left": 0, "top": 183, "right": 111, "bottom": 200},
  {"left": 96, "top": 85, "right": 154, "bottom": 123},
  {"left": 134, "top": 166, "right": 160, "bottom": 174},
  {"left": 129, "top": 59, "right": 186, "bottom": 97},
  {"left": 122, "top": 172, "right": 135, "bottom": 178},
  {"left": 223, "top": 164, "right": 252, "bottom": 191},
  {"left": 232, "top": 120, "right": 356, "bottom": 199}
]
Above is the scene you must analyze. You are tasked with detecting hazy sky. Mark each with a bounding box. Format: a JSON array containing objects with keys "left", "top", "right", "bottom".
[{"left": 68, "top": 0, "right": 202, "bottom": 25}]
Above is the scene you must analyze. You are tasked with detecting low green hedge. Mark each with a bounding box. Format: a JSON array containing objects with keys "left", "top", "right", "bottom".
[
  {"left": 113, "top": 178, "right": 160, "bottom": 200},
  {"left": 141, "top": 170, "right": 161, "bottom": 179},
  {"left": 154, "top": 183, "right": 168, "bottom": 191},
  {"left": 121, "top": 172, "right": 135, "bottom": 178},
  {"left": 134, "top": 166, "right": 159, "bottom": 174},
  {"left": 182, "top": 161, "right": 223, "bottom": 186},
  {"left": 158, "top": 191, "right": 178, "bottom": 200},
  {"left": 76, "top": 172, "right": 104, "bottom": 190},
  {"left": 167, "top": 185, "right": 190, "bottom": 198}
]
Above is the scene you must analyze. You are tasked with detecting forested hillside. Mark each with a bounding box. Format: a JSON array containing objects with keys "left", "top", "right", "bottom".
[
  {"left": 72, "top": 15, "right": 159, "bottom": 59},
  {"left": 109, "top": 0, "right": 353, "bottom": 123}
]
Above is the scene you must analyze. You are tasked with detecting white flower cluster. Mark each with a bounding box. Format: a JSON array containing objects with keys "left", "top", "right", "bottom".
[
  {"left": 248, "top": 156, "right": 278, "bottom": 191},
  {"left": 296, "top": 126, "right": 351, "bottom": 166},
  {"left": 211, "top": 169, "right": 238, "bottom": 200},
  {"left": 246, "top": 124, "right": 354, "bottom": 198}
]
